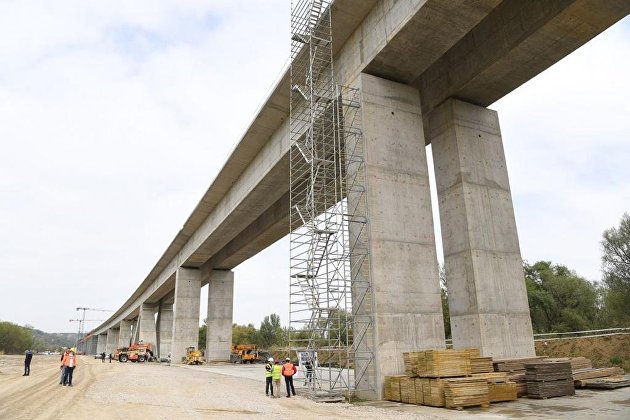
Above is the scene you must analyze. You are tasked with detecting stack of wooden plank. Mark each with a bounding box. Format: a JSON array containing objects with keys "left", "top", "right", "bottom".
[
  {"left": 400, "top": 376, "right": 417, "bottom": 404},
  {"left": 443, "top": 377, "right": 490, "bottom": 409},
  {"left": 471, "top": 357, "right": 494, "bottom": 374},
  {"left": 403, "top": 352, "right": 419, "bottom": 377},
  {"left": 414, "top": 378, "right": 424, "bottom": 405},
  {"left": 580, "top": 376, "right": 630, "bottom": 389},
  {"left": 573, "top": 367, "right": 625, "bottom": 386},
  {"left": 420, "top": 378, "right": 446, "bottom": 407},
  {"left": 471, "top": 372, "right": 517, "bottom": 402},
  {"left": 383, "top": 375, "right": 405, "bottom": 401},
  {"left": 525, "top": 362, "right": 575, "bottom": 399},
  {"left": 416, "top": 349, "right": 472, "bottom": 377},
  {"left": 493, "top": 356, "right": 545, "bottom": 397},
  {"left": 543, "top": 357, "right": 592, "bottom": 371},
  {"left": 493, "top": 356, "right": 545, "bottom": 372}
]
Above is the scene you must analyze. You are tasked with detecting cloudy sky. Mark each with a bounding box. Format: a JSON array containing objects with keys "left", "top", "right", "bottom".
[{"left": 0, "top": 2, "right": 628, "bottom": 333}]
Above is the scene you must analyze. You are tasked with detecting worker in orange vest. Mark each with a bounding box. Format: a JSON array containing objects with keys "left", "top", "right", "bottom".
[
  {"left": 61, "top": 348, "right": 78, "bottom": 386},
  {"left": 282, "top": 357, "right": 297, "bottom": 398}
]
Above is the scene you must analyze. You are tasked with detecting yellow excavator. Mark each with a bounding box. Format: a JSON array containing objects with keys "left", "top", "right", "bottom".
[{"left": 185, "top": 347, "right": 205, "bottom": 365}]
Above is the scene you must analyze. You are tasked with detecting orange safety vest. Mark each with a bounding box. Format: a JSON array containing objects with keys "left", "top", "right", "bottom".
[
  {"left": 282, "top": 362, "right": 296, "bottom": 377},
  {"left": 62, "top": 352, "right": 78, "bottom": 368}
]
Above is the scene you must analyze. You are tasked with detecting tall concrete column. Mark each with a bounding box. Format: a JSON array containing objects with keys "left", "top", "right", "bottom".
[
  {"left": 118, "top": 320, "right": 133, "bottom": 348},
  {"left": 96, "top": 333, "right": 107, "bottom": 354},
  {"left": 206, "top": 270, "right": 234, "bottom": 362},
  {"left": 352, "top": 73, "right": 446, "bottom": 399},
  {"left": 171, "top": 267, "right": 201, "bottom": 363},
  {"left": 105, "top": 328, "right": 120, "bottom": 354},
  {"left": 427, "top": 98, "right": 535, "bottom": 358},
  {"left": 137, "top": 303, "right": 158, "bottom": 347},
  {"left": 88, "top": 335, "right": 98, "bottom": 355},
  {"left": 156, "top": 300, "right": 174, "bottom": 359}
]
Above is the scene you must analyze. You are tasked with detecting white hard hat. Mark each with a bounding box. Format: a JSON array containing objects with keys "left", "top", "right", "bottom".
[
  {"left": 285, "top": 358, "right": 290, "bottom": 361},
  {"left": 268, "top": 357, "right": 274, "bottom": 362}
]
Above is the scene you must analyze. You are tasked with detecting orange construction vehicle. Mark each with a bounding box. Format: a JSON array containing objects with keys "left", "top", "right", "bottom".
[
  {"left": 230, "top": 344, "right": 259, "bottom": 364},
  {"left": 114, "top": 343, "right": 154, "bottom": 363}
]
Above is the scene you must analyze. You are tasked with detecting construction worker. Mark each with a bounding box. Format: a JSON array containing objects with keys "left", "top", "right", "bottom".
[
  {"left": 59, "top": 348, "right": 68, "bottom": 384},
  {"left": 23, "top": 349, "right": 33, "bottom": 376},
  {"left": 282, "top": 357, "right": 297, "bottom": 397},
  {"left": 272, "top": 360, "right": 282, "bottom": 398},
  {"left": 61, "top": 348, "right": 78, "bottom": 386},
  {"left": 265, "top": 357, "right": 274, "bottom": 397},
  {"left": 303, "top": 359, "right": 314, "bottom": 385}
]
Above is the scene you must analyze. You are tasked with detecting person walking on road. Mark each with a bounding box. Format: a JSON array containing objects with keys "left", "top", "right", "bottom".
[
  {"left": 108, "top": 353, "right": 112, "bottom": 363},
  {"left": 101, "top": 352, "right": 105, "bottom": 363},
  {"left": 265, "top": 357, "right": 274, "bottom": 397},
  {"left": 23, "top": 349, "right": 33, "bottom": 376},
  {"left": 61, "top": 348, "right": 78, "bottom": 386},
  {"left": 282, "top": 357, "right": 297, "bottom": 398},
  {"left": 272, "top": 360, "right": 282, "bottom": 398}
]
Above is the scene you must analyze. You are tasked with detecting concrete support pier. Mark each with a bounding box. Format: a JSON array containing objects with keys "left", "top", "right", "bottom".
[
  {"left": 137, "top": 303, "right": 158, "bottom": 347},
  {"left": 427, "top": 98, "right": 535, "bottom": 358},
  {"left": 171, "top": 267, "right": 201, "bottom": 363},
  {"left": 105, "top": 328, "right": 119, "bottom": 355},
  {"left": 205, "top": 270, "right": 234, "bottom": 362},
  {"left": 118, "top": 320, "right": 133, "bottom": 348},
  {"left": 96, "top": 333, "right": 107, "bottom": 355},
  {"left": 157, "top": 300, "right": 174, "bottom": 359},
  {"left": 353, "top": 73, "right": 446, "bottom": 399}
]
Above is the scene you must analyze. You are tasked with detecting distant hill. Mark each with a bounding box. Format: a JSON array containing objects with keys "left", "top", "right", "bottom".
[{"left": 28, "top": 328, "right": 77, "bottom": 351}]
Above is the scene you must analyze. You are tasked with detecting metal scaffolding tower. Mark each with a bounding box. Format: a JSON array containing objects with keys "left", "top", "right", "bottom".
[{"left": 289, "top": 0, "right": 375, "bottom": 397}]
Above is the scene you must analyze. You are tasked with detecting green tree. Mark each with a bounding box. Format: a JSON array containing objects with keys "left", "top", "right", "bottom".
[
  {"left": 524, "top": 261, "right": 601, "bottom": 333},
  {"left": 198, "top": 318, "right": 206, "bottom": 350},
  {"left": 601, "top": 213, "right": 630, "bottom": 326},
  {"left": 0, "top": 321, "right": 34, "bottom": 354},
  {"left": 232, "top": 323, "right": 258, "bottom": 345},
  {"left": 258, "top": 314, "right": 285, "bottom": 348}
]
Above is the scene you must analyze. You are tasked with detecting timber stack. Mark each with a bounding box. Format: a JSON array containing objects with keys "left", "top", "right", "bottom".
[{"left": 525, "top": 362, "right": 575, "bottom": 398}]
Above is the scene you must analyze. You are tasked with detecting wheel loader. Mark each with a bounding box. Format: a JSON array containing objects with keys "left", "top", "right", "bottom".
[{"left": 185, "top": 346, "right": 205, "bottom": 365}]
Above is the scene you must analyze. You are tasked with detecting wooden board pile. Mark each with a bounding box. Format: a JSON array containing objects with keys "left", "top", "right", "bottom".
[
  {"left": 471, "top": 372, "right": 517, "bottom": 402},
  {"left": 400, "top": 376, "right": 417, "bottom": 404},
  {"left": 493, "top": 356, "right": 545, "bottom": 397},
  {"left": 416, "top": 349, "right": 472, "bottom": 377},
  {"left": 471, "top": 357, "right": 494, "bottom": 374},
  {"left": 544, "top": 357, "right": 592, "bottom": 371},
  {"left": 579, "top": 376, "right": 630, "bottom": 389},
  {"left": 525, "top": 362, "right": 575, "bottom": 399},
  {"left": 420, "top": 378, "right": 446, "bottom": 407},
  {"left": 383, "top": 375, "right": 404, "bottom": 402},
  {"left": 443, "top": 377, "right": 489, "bottom": 409}
]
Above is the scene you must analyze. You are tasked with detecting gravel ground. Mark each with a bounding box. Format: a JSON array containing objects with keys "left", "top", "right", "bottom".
[{"left": 0, "top": 355, "right": 439, "bottom": 419}]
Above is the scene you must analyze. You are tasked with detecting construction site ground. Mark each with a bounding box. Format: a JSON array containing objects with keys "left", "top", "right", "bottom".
[{"left": 1, "top": 355, "right": 628, "bottom": 419}]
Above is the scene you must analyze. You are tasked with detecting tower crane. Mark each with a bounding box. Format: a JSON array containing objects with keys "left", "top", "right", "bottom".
[{"left": 75, "top": 307, "right": 114, "bottom": 338}]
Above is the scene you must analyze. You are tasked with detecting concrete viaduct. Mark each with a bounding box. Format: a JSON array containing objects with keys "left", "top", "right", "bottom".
[{"left": 78, "top": 0, "right": 629, "bottom": 399}]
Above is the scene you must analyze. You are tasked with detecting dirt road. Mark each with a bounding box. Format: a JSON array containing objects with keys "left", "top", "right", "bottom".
[{"left": 0, "top": 355, "right": 434, "bottom": 419}]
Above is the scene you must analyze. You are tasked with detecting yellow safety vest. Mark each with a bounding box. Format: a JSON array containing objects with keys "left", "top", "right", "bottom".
[
  {"left": 272, "top": 364, "right": 282, "bottom": 380},
  {"left": 265, "top": 363, "right": 273, "bottom": 378}
]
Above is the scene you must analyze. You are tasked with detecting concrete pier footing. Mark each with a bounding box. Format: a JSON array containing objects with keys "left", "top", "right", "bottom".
[
  {"left": 205, "top": 270, "right": 234, "bottom": 362},
  {"left": 171, "top": 267, "right": 201, "bottom": 363},
  {"left": 427, "top": 98, "right": 535, "bottom": 358}
]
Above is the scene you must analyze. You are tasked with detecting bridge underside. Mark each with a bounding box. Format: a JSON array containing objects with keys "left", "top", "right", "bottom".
[{"left": 88, "top": 0, "right": 629, "bottom": 400}]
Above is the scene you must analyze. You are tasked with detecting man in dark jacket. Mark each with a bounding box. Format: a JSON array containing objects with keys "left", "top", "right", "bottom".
[{"left": 23, "top": 349, "right": 33, "bottom": 376}]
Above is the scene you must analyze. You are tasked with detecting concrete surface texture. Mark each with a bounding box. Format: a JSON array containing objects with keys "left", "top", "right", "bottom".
[
  {"left": 356, "top": 73, "right": 445, "bottom": 399},
  {"left": 96, "top": 334, "right": 106, "bottom": 355},
  {"left": 105, "top": 328, "right": 119, "bottom": 355},
  {"left": 205, "top": 270, "right": 234, "bottom": 362},
  {"left": 428, "top": 99, "right": 535, "bottom": 358},
  {"left": 117, "top": 320, "right": 132, "bottom": 349},
  {"left": 156, "top": 301, "right": 173, "bottom": 358},
  {"left": 136, "top": 303, "right": 157, "bottom": 347},
  {"left": 171, "top": 267, "right": 201, "bottom": 363}
]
